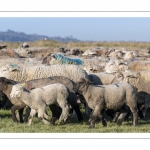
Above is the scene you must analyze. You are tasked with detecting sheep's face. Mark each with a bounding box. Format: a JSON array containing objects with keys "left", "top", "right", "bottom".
[
  {"left": 10, "top": 85, "right": 23, "bottom": 99},
  {"left": 0, "top": 65, "right": 20, "bottom": 79},
  {"left": 74, "top": 78, "right": 91, "bottom": 95},
  {"left": 0, "top": 66, "right": 10, "bottom": 78}
]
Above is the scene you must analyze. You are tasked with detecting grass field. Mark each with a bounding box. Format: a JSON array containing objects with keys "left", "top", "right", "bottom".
[
  {"left": 3, "top": 40, "right": 150, "bottom": 51},
  {"left": 1, "top": 40, "right": 150, "bottom": 133},
  {"left": 0, "top": 106, "right": 150, "bottom": 133}
]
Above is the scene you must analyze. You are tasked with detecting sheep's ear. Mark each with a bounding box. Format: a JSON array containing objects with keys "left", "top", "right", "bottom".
[
  {"left": 115, "top": 71, "right": 124, "bottom": 80},
  {"left": 51, "top": 54, "right": 55, "bottom": 58},
  {"left": 5, "top": 64, "right": 19, "bottom": 72},
  {"left": 125, "top": 70, "right": 140, "bottom": 78},
  {"left": 9, "top": 66, "right": 20, "bottom": 72}
]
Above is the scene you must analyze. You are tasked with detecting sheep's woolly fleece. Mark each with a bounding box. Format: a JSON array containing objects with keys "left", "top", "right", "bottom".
[{"left": 54, "top": 54, "right": 83, "bottom": 65}]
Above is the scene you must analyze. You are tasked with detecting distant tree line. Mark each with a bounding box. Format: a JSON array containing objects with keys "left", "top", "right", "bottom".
[{"left": 0, "top": 30, "right": 81, "bottom": 42}]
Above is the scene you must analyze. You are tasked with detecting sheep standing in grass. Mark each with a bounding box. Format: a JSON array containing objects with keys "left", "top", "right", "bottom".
[
  {"left": 74, "top": 78, "right": 138, "bottom": 128},
  {"left": 10, "top": 83, "right": 70, "bottom": 126}
]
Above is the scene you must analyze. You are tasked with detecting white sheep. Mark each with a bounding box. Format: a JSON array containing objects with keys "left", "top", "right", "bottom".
[
  {"left": 0, "top": 64, "right": 89, "bottom": 82},
  {"left": 10, "top": 83, "right": 70, "bottom": 126}
]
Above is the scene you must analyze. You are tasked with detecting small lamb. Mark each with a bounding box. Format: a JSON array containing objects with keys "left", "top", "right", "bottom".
[{"left": 10, "top": 83, "right": 70, "bottom": 126}]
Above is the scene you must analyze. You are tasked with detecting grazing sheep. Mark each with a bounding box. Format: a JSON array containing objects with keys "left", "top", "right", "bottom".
[
  {"left": 74, "top": 78, "right": 138, "bottom": 128},
  {"left": 10, "top": 83, "right": 70, "bottom": 126},
  {"left": 0, "top": 64, "right": 89, "bottom": 82}
]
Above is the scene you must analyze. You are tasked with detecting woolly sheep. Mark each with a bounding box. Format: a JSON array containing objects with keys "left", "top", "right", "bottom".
[
  {"left": 104, "top": 59, "right": 129, "bottom": 73},
  {"left": 128, "top": 61, "right": 150, "bottom": 71},
  {"left": 10, "top": 83, "right": 70, "bottom": 126},
  {"left": 74, "top": 78, "right": 138, "bottom": 128},
  {"left": 0, "top": 76, "right": 83, "bottom": 124},
  {"left": 111, "top": 70, "right": 150, "bottom": 119},
  {"left": 0, "top": 49, "right": 21, "bottom": 58},
  {"left": 0, "top": 64, "right": 89, "bottom": 82},
  {"left": 42, "top": 53, "right": 109, "bottom": 66}
]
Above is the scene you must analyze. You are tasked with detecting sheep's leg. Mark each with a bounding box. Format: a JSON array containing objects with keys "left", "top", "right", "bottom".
[
  {"left": 41, "top": 118, "right": 51, "bottom": 125},
  {"left": 28, "top": 109, "right": 36, "bottom": 126},
  {"left": 24, "top": 106, "right": 31, "bottom": 123},
  {"left": 128, "top": 105, "right": 138, "bottom": 126},
  {"left": 44, "top": 113, "right": 49, "bottom": 120},
  {"left": 85, "top": 103, "right": 91, "bottom": 116},
  {"left": 72, "top": 105, "right": 83, "bottom": 122},
  {"left": 57, "top": 102, "right": 69, "bottom": 124},
  {"left": 11, "top": 104, "right": 25, "bottom": 122},
  {"left": 117, "top": 113, "right": 128, "bottom": 125},
  {"left": 38, "top": 106, "right": 51, "bottom": 125},
  {"left": 137, "top": 103, "right": 144, "bottom": 120},
  {"left": 49, "top": 105, "right": 62, "bottom": 125},
  {"left": 89, "top": 105, "right": 101, "bottom": 128},
  {"left": 112, "top": 112, "right": 121, "bottom": 122},
  {"left": 18, "top": 108, "right": 24, "bottom": 123},
  {"left": 142, "top": 96, "right": 150, "bottom": 119}
]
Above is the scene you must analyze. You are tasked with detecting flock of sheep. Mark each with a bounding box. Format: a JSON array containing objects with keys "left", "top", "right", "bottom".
[{"left": 0, "top": 43, "right": 150, "bottom": 128}]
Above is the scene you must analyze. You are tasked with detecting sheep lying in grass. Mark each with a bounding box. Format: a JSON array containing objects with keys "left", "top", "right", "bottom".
[
  {"left": 42, "top": 53, "right": 83, "bottom": 65},
  {"left": 74, "top": 78, "right": 138, "bottom": 128},
  {"left": 10, "top": 83, "right": 70, "bottom": 126}
]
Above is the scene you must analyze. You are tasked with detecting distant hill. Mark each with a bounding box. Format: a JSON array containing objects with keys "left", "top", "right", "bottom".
[{"left": 0, "top": 29, "right": 82, "bottom": 42}]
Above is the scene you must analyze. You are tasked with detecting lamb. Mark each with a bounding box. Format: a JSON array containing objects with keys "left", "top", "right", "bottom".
[
  {"left": 0, "top": 64, "right": 89, "bottom": 82},
  {"left": 0, "top": 76, "right": 83, "bottom": 124},
  {"left": 10, "top": 83, "right": 70, "bottom": 126},
  {"left": 74, "top": 78, "right": 138, "bottom": 128},
  {"left": 111, "top": 70, "right": 150, "bottom": 119}
]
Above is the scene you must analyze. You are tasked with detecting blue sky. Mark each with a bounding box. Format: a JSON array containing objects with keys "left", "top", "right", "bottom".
[{"left": 0, "top": 17, "right": 150, "bottom": 42}]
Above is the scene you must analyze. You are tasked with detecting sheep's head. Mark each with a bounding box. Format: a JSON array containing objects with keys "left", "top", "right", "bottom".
[
  {"left": 0, "top": 64, "right": 21, "bottom": 79},
  {"left": 111, "top": 70, "right": 140, "bottom": 84},
  {"left": 73, "top": 78, "right": 93, "bottom": 95},
  {"left": 104, "top": 59, "right": 129, "bottom": 73},
  {"left": 10, "top": 84, "right": 24, "bottom": 99},
  {"left": 0, "top": 77, "right": 16, "bottom": 92}
]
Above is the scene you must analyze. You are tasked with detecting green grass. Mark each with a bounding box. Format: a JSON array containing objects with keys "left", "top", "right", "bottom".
[{"left": 0, "top": 107, "right": 150, "bottom": 133}]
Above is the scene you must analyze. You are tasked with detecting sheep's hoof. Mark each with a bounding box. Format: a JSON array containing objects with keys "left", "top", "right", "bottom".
[
  {"left": 102, "top": 123, "right": 107, "bottom": 127},
  {"left": 86, "top": 120, "right": 91, "bottom": 125}
]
